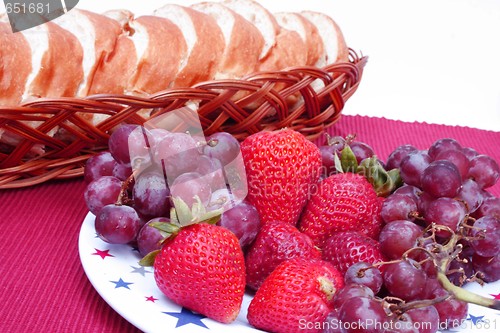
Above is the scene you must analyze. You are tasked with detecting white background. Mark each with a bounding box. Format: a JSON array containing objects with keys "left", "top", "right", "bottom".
[{"left": 2, "top": 0, "right": 500, "bottom": 132}]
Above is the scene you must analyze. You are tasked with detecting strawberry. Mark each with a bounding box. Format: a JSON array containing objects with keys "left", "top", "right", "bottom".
[
  {"left": 240, "top": 129, "right": 321, "bottom": 225},
  {"left": 298, "top": 172, "right": 383, "bottom": 248},
  {"left": 247, "top": 258, "right": 344, "bottom": 333},
  {"left": 148, "top": 200, "right": 246, "bottom": 324},
  {"left": 322, "top": 231, "right": 386, "bottom": 275},
  {"left": 245, "top": 220, "right": 321, "bottom": 290}
]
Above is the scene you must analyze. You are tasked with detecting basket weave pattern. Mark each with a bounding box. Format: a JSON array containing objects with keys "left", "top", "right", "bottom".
[{"left": 0, "top": 50, "right": 367, "bottom": 189}]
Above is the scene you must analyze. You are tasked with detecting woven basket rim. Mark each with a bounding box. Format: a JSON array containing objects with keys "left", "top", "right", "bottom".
[{"left": 0, "top": 50, "right": 368, "bottom": 189}]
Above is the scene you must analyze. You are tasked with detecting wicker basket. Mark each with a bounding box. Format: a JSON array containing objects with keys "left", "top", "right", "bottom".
[{"left": 0, "top": 50, "right": 367, "bottom": 189}]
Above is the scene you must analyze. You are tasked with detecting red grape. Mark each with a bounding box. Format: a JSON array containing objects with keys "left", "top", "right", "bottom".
[
  {"left": 108, "top": 124, "right": 138, "bottom": 164},
  {"left": 428, "top": 138, "right": 462, "bottom": 160},
  {"left": 127, "top": 126, "right": 154, "bottom": 170},
  {"left": 333, "top": 284, "right": 375, "bottom": 310},
  {"left": 383, "top": 260, "right": 427, "bottom": 301},
  {"left": 95, "top": 204, "right": 142, "bottom": 244},
  {"left": 474, "top": 196, "right": 500, "bottom": 219},
  {"left": 385, "top": 313, "right": 419, "bottom": 333},
  {"left": 429, "top": 284, "right": 468, "bottom": 329},
  {"left": 203, "top": 132, "right": 241, "bottom": 166},
  {"left": 154, "top": 133, "right": 201, "bottom": 181},
  {"left": 405, "top": 305, "right": 439, "bottom": 333},
  {"left": 472, "top": 252, "right": 500, "bottom": 282},
  {"left": 137, "top": 217, "right": 169, "bottom": 257},
  {"left": 379, "top": 220, "right": 423, "bottom": 260},
  {"left": 322, "top": 309, "right": 342, "bottom": 333},
  {"left": 326, "top": 136, "right": 346, "bottom": 152},
  {"left": 338, "top": 296, "right": 387, "bottom": 332},
  {"left": 149, "top": 128, "right": 171, "bottom": 145},
  {"left": 84, "top": 151, "right": 117, "bottom": 183},
  {"left": 218, "top": 201, "right": 260, "bottom": 248},
  {"left": 417, "top": 192, "right": 434, "bottom": 216},
  {"left": 461, "top": 146, "right": 479, "bottom": 161},
  {"left": 456, "top": 179, "right": 483, "bottom": 213},
  {"left": 467, "top": 154, "right": 500, "bottom": 189},
  {"left": 344, "top": 262, "right": 383, "bottom": 294},
  {"left": 380, "top": 194, "right": 418, "bottom": 223},
  {"left": 423, "top": 198, "right": 466, "bottom": 235},
  {"left": 195, "top": 155, "right": 225, "bottom": 191},
  {"left": 133, "top": 171, "right": 171, "bottom": 219},
  {"left": 393, "top": 185, "right": 421, "bottom": 203},
  {"left": 470, "top": 216, "right": 500, "bottom": 257},
  {"left": 170, "top": 172, "right": 212, "bottom": 207},
  {"left": 349, "top": 141, "right": 374, "bottom": 164},
  {"left": 385, "top": 144, "right": 418, "bottom": 170},
  {"left": 112, "top": 162, "right": 133, "bottom": 181},
  {"left": 434, "top": 149, "right": 470, "bottom": 179},
  {"left": 84, "top": 176, "right": 122, "bottom": 215},
  {"left": 207, "top": 188, "right": 240, "bottom": 211},
  {"left": 421, "top": 160, "right": 462, "bottom": 198},
  {"left": 400, "top": 151, "right": 431, "bottom": 187},
  {"left": 319, "top": 145, "right": 338, "bottom": 178}
]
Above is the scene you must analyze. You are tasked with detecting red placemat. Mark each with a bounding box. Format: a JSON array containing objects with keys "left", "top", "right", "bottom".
[
  {"left": 0, "top": 115, "right": 498, "bottom": 333},
  {"left": 0, "top": 179, "right": 141, "bottom": 333}
]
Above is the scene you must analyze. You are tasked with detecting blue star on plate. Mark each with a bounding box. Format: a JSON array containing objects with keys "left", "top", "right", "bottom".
[
  {"left": 467, "top": 314, "right": 485, "bottom": 325},
  {"left": 130, "top": 265, "right": 151, "bottom": 277},
  {"left": 164, "top": 307, "right": 209, "bottom": 329},
  {"left": 110, "top": 278, "right": 133, "bottom": 289}
]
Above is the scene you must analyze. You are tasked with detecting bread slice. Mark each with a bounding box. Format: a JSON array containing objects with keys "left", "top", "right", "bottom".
[
  {"left": 258, "top": 24, "right": 307, "bottom": 72},
  {"left": 191, "top": 2, "right": 264, "bottom": 80},
  {"left": 89, "top": 10, "right": 137, "bottom": 95},
  {"left": 274, "top": 12, "right": 324, "bottom": 66},
  {"left": 88, "top": 14, "right": 188, "bottom": 130},
  {"left": 52, "top": 9, "right": 121, "bottom": 97},
  {"left": 154, "top": 4, "right": 224, "bottom": 87},
  {"left": 222, "top": 0, "right": 278, "bottom": 61},
  {"left": 0, "top": 21, "right": 32, "bottom": 106},
  {"left": 222, "top": 0, "right": 306, "bottom": 72},
  {"left": 301, "top": 11, "right": 349, "bottom": 67},
  {"left": 127, "top": 15, "right": 188, "bottom": 93},
  {"left": 23, "top": 22, "right": 84, "bottom": 99}
]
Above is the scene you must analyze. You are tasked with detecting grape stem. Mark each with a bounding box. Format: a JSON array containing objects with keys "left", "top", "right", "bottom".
[
  {"left": 436, "top": 257, "right": 500, "bottom": 310},
  {"left": 396, "top": 294, "right": 450, "bottom": 313},
  {"left": 381, "top": 222, "right": 500, "bottom": 312},
  {"left": 115, "top": 169, "right": 137, "bottom": 206},
  {"left": 428, "top": 222, "right": 500, "bottom": 310},
  {"left": 437, "top": 269, "right": 500, "bottom": 310}
]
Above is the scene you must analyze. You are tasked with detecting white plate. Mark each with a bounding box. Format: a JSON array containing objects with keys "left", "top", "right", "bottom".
[{"left": 79, "top": 212, "right": 500, "bottom": 332}]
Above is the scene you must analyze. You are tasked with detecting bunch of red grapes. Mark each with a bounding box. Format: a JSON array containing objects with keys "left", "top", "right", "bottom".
[
  {"left": 83, "top": 124, "right": 260, "bottom": 256},
  {"left": 318, "top": 136, "right": 500, "bottom": 332}
]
